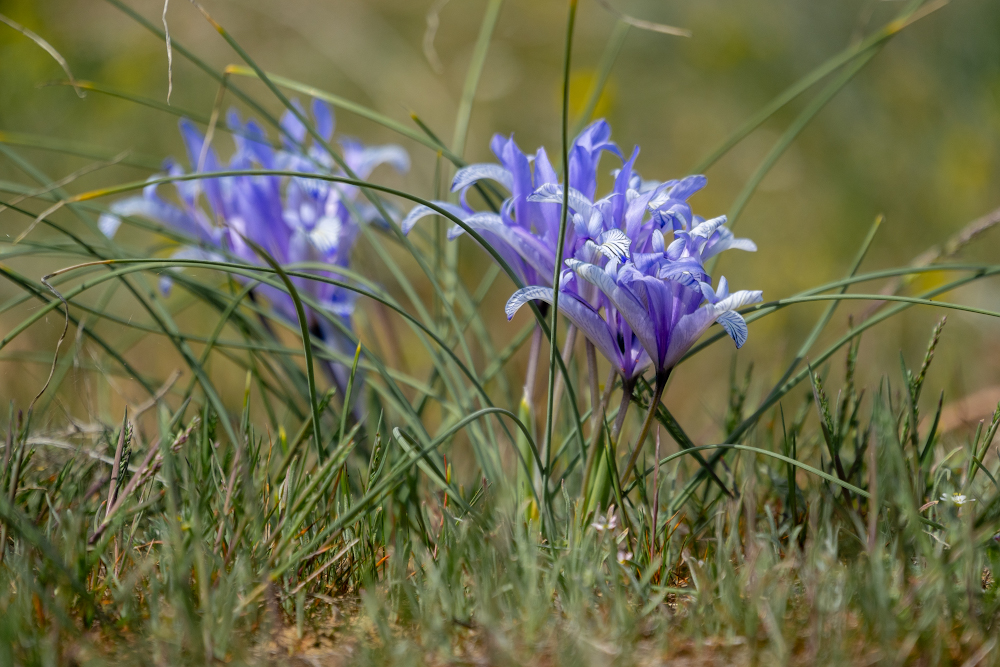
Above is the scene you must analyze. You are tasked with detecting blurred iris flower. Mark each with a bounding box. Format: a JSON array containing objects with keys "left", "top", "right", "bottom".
[{"left": 99, "top": 99, "right": 409, "bottom": 390}]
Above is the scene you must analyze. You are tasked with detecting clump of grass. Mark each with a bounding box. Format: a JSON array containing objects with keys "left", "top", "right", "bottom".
[{"left": 0, "top": 0, "right": 999, "bottom": 665}]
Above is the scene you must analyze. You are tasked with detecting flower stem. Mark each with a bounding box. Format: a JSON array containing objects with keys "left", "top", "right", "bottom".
[
  {"left": 583, "top": 378, "right": 633, "bottom": 517},
  {"left": 619, "top": 373, "right": 668, "bottom": 487}
]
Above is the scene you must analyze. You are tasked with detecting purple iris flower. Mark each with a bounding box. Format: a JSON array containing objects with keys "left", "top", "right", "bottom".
[
  {"left": 399, "top": 120, "right": 623, "bottom": 290},
  {"left": 504, "top": 148, "right": 761, "bottom": 382},
  {"left": 98, "top": 99, "right": 408, "bottom": 389}
]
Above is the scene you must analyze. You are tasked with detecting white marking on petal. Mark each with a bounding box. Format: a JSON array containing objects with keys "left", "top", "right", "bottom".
[
  {"left": 596, "top": 229, "right": 631, "bottom": 261},
  {"left": 309, "top": 216, "right": 343, "bottom": 254},
  {"left": 691, "top": 215, "right": 728, "bottom": 238}
]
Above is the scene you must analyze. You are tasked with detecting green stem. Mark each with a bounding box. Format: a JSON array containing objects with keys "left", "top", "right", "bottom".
[
  {"left": 542, "top": 0, "right": 579, "bottom": 522},
  {"left": 619, "top": 372, "right": 667, "bottom": 487}
]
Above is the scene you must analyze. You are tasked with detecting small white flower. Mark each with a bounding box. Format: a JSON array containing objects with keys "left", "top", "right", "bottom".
[
  {"left": 591, "top": 507, "right": 618, "bottom": 532},
  {"left": 941, "top": 493, "right": 975, "bottom": 506},
  {"left": 617, "top": 549, "right": 633, "bottom": 564}
]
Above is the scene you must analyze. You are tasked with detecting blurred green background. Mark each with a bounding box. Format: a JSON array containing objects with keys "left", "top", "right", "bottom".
[{"left": 1, "top": 0, "right": 998, "bottom": 446}]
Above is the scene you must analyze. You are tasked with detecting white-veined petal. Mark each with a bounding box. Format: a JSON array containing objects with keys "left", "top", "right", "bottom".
[
  {"left": 716, "top": 310, "right": 749, "bottom": 348},
  {"left": 451, "top": 163, "right": 513, "bottom": 192},
  {"left": 596, "top": 229, "right": 631, "bottom": 261}
]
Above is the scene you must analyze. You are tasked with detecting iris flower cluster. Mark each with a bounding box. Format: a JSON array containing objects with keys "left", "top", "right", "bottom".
[
  {"left": 404, "top": 120, "right": 761, "bottom": 390},
  {"left": 99, "top": 99, "right": 408, "bottom": 389},
  {"left": 404, "top": 121, "right": 761, "bottom": 496}
]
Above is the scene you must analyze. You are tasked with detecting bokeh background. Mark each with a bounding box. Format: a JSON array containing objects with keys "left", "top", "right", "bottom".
[{"left": 1, "top": 0, "right": 998, "bottom": 448}]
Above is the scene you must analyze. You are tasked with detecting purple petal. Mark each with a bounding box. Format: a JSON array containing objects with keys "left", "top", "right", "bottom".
[
  {"left": 505, "top": 286, "right": 623, "bottom": 374},
  {"left": 451, "top": 163, "right": 513, "bottom": 193},
  {"left": 311, "top": 98, "right": 335, "bottom": 141}
]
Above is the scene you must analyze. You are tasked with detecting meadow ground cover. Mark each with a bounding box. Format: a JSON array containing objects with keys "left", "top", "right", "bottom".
[{"left": 0, "top": 0, "right": 999, "bottom": 664}]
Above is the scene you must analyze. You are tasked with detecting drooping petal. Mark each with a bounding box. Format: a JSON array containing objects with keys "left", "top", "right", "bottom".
[
  {"left": 106, "top": 194, "right": 211, "bottom": 243},
  {"left": 451, "top": 163, "right": 514, "bottom": 193},
  {"left": 667, "top": 174, "right": 706, "bottom": 200},
  {"left": 505, "top": 286, "right": 624, "bottom": 374},
  {"left": 716, "top": 310, "right": 749, "bottom": 348},
  {"left": 341, "top": 139, "right": 410, "bottom": 179},
  {"left": 690, "top": 215, "right": 728, "bottom": 238},
  {"left": 461, "top": 213, "right": 555, "bottom": 279},
  {"left": 713, "top": 289, "right": 763, "bottom": 312}
]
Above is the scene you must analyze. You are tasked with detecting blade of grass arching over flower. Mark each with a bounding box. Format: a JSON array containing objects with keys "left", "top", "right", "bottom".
[
  {"left": 25, "top": 257, "right": 501, "bottom": 472},
  {"left": 721, "top": 50, "right": 877, "bottom": 238},
  {"left": 691, "top": 0, "right": 944, "bottom": 174},
  {"left": 450, "top": 0, "right": 503, "bottom": 160},
  {"left": 240, "top": 236, "right": 325, "bottom": 460},
  {"left": 542, "top": 0, "right": 579, "bottom": 515},
  {"left": 3, "top": 251, "right": 446, "bottom": 438},
  {"left": 761, "top": 215, "right": 883, "bottom": 408},
  {"left": 167, "top": 261, "right": 500, "bottom": 424},
  {"left": 197, "top": 9, "right": 503, "bottom": 465},
  {"left": 0, "top": 192, "right": 288, "bottom": 435},
  {"left": 70, "top": 169, "right": 588, "bottom": 463},
  {"left": 572, "top": 19, "right": 629, "bottom": 136}
]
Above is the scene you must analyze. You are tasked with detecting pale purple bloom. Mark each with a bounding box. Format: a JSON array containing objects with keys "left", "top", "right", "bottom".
[
  {"left": 499, "top": 137, "right": 760, "bottom": 382},
  {"left": 98, "top": 99, "right": 408, "bottom": 389}
]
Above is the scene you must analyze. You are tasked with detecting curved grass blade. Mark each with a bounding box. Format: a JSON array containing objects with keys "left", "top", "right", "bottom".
[
  {"left": 0, "top": 130, "right": 161, "bottom": 170},
  {"left": 722, "top": 50, "right": 877, "bottom": 236},
  {"left": 541, "top": 0, "right": 579, "bottom": 519},
  {"left": 239, "top": 235, "right": 324, "bottom": 460},
  {"left": 67, "top": 168, "right": 589, "bottom": 463}
]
